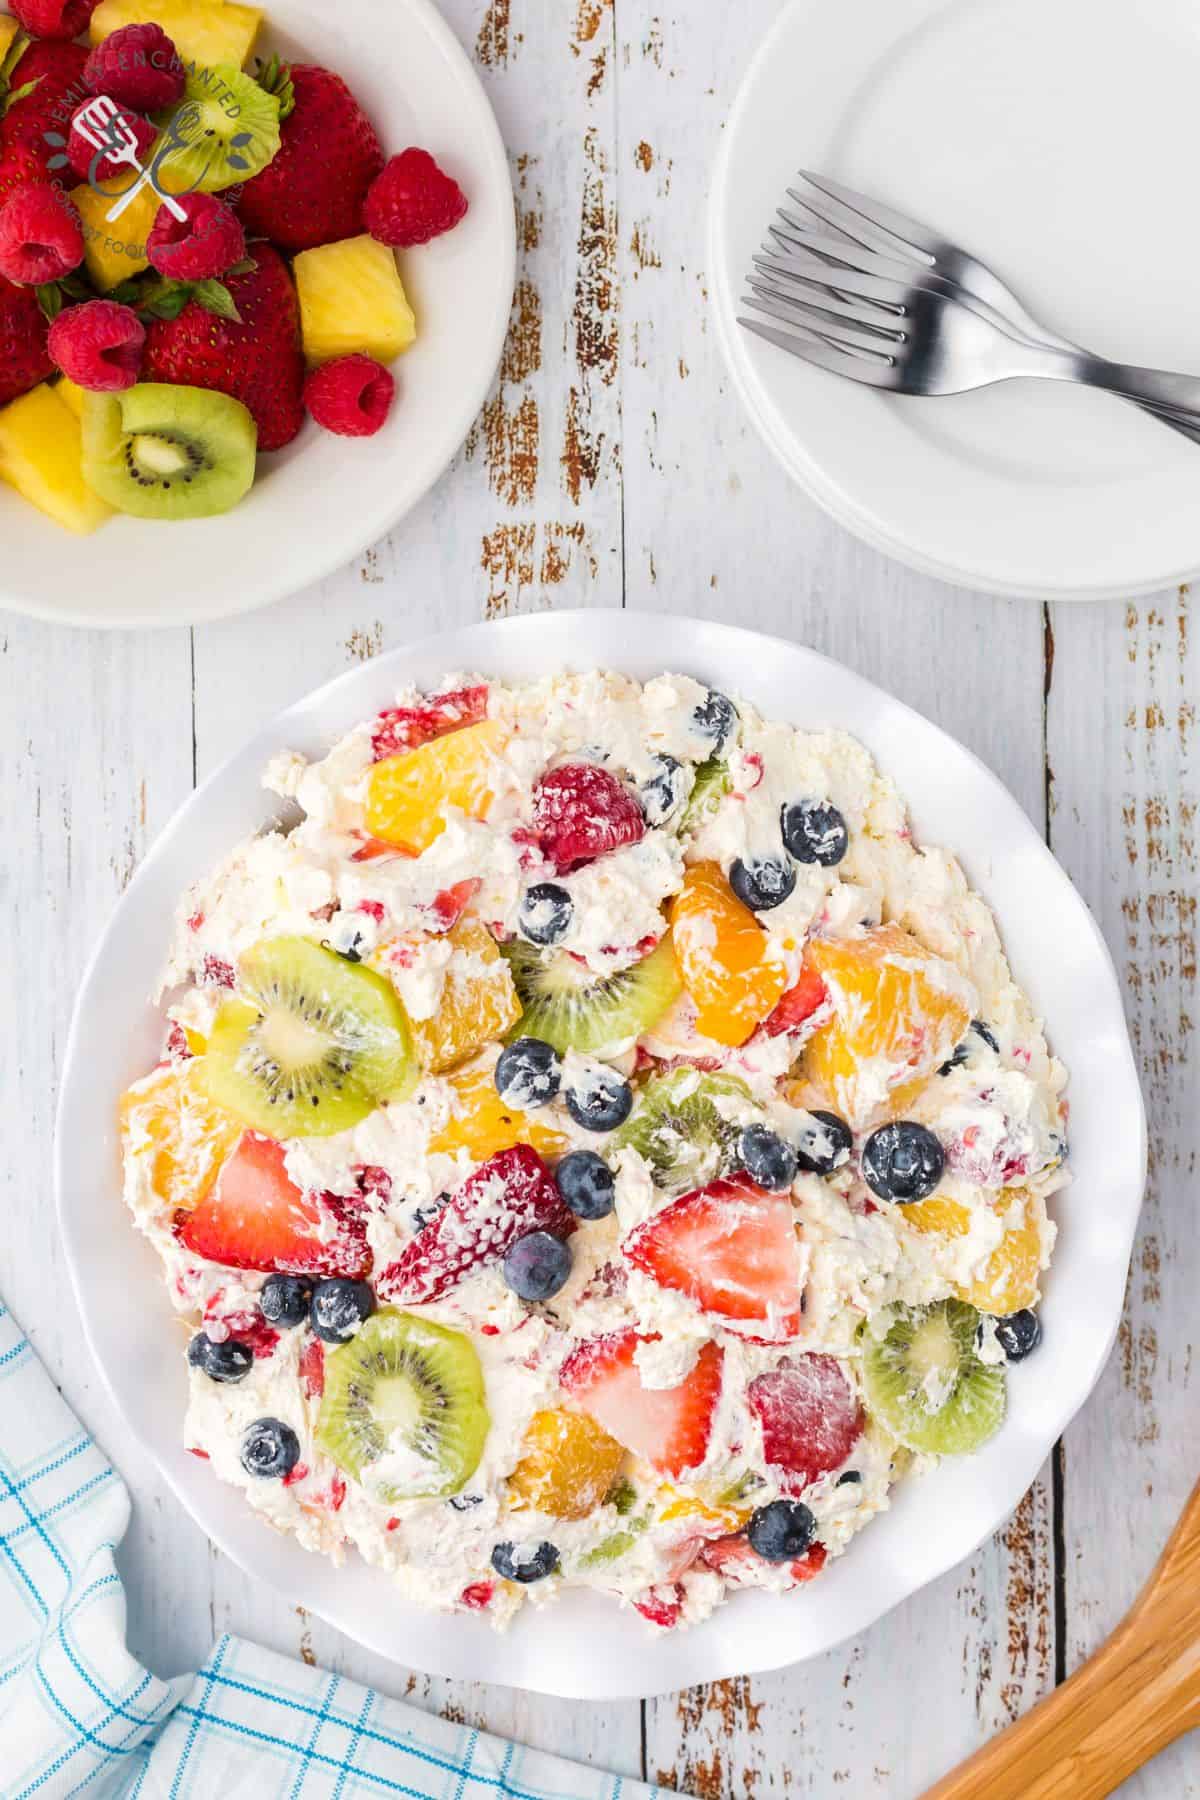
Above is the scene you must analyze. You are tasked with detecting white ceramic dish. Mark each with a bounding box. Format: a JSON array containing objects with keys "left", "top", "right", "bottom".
[
  {"left": 56, "top": 611, "right": 1145, "bottom": 1696},
  {"left": 0, "top": 0, "right": 514, "bottom": 629},
  {"left": 711, "top": 0, "right": 1200, "bottom": 600}
]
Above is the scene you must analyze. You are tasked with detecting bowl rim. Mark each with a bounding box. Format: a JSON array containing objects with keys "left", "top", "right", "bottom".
[{"left": 55, "top": 610, "right": 1147, "bottom": 1695}]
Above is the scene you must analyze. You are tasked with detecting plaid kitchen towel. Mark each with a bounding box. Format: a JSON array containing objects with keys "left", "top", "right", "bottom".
[{"left": 0, "top": 1299, "right": 676, "bottom": 1799}]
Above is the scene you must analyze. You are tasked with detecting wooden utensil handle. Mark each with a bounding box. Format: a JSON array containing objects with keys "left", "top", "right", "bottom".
[{"left": 924, "top": 1479, "right": 1200, "bottom": 1800}]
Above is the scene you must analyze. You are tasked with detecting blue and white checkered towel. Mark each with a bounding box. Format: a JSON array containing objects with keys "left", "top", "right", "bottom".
[{"left": 0, "top": 1299, "right": 678, "bottom": 1799}]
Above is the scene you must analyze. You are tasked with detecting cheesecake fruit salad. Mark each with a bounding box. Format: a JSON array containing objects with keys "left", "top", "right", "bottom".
[
  {"left": 119, "top": 670, "right": 1069, "bottom": 1633},
  {"left": 0, "top": 0, "right": 468, "bottom": 532}
]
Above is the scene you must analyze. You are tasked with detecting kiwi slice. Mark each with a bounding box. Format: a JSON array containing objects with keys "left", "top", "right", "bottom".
[
  {"left": 316, "top": 1309, "right": 490, "bottom": 1501},
  {"left": 577, "top": 1516, "right": 648, "bottom": 1569},
  {"left": 681, "top": 757, "right": 731, "bottom": 834},
  {"left": 861, "top": 1301, "right": 1006, "bottom": 1456},
  {"left": 154, "top": 65, "right": 281, "bottom": 196},
  {"left": 503, "top": 934, "right": 682, "bottom": 1057},
  {"left": 611, "top": 1067, "right": 753, "bottom": 1190},
  {"left": 200, "top": 935, "right": 417, "bottom": 1138},
  {"left": 82, "top": 384, "right": 256, "bottom": 521}
]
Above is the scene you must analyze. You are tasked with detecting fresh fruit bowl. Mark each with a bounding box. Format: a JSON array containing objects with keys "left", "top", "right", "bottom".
[
  {"left": 56, "top": 611, "right": 1146, "bottom": 1696},
  {"left": 0, "top": 0, "right": 514, "bottom": 626}
]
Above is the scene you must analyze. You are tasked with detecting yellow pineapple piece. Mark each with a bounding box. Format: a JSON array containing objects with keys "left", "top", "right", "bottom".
[
  {"left": 56, "top": 377, "right": 86, "bottom": 421},
  {"left": 656, "top": 1486, "right": 751, "bottom": 1532},
  {"left": 508, "top": 1410, "right": 625, "bottom": 1521},
  {"left": 0, "top": 14, "right": 21, "bottom": 60},
  {"left": 429, "top": 1059, "right": 568, "bottom": 1162},
  {"left": 901, "top": 1195, "right": 972, "bottom": 1239},
  {"left": 119, "top": 1060, "right": 241, "bottom": 1214},
  {"left": 365, "top": 719, "right": 508, "bottom": 854},
  {"left": 294, "top": 236, "right": 417, "bottom": 366},
  {"left": 410, "top": 920, "right": 521, "bottom": 1074},
  {"left": 801, "top": 925, "right": 973, "bottom": 1128},
  {"left": 90, "top": 0, "right": 262, "bottom": 70},
  {"left": 903, "top": 1188, "right": 1049, "bottom": 1316},
  {"left": 72, "top": 181, "right": 159, "bottom": 292},
  {"left": 0, "top": 384, "right": 111, "bottom": 535}
]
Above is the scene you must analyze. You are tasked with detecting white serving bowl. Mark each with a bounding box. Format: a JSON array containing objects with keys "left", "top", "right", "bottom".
[
  {"left": 56, "top": 611, "right": 1145, "bottom": 1696},
  {"left": 1, "top": 0, "right": 514, "bottom": 628}
]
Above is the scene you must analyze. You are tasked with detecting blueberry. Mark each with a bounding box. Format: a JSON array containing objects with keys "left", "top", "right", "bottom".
[
  {"left": 491, "top": 1540, "right": 560, "bottom": 1583},
  {"left": 495, "top": 1037, "right": 562, "bottom": 1109},
  {"left": 565, "top": 1065, "right": 633, "bottom": 1132},
  {"left": 861, "top": 1121, "right": 944, "bottom": 1203},
  {"left": 519, "top": 882, "right": 574, "bottom": 947},
  {"left": 260, "top": 1274, "right": 313, "bottom": 1328},
  {"left": 410, "top": 1194, "right": 450, "bottom": 1233},
  {"left": 240, "top": 1417, "right": 300, "bottom": 1480},
  {"left": 993, "top": 1309, "right": 1042, "bottom": 1362},
  {"left": 310, "top": 1278, "right": 375, "bottom": 1343},
  {"left": 448, "top": 1492, "right": 484, "bottom": 1512},
  {"left": 747, "top": 1499, "right": 817, "bottom": 1562},
  {"left": 692, "top": 688, "right": 737, "bottom": 750},
  {"left": 503, "top": 1230, "right": 572, "bottom": 1302},
  {"left": 794, "top": 1109, "right": 853, "bottom": 1176},
  {"left": 640, "top": 754, "right": 688, "bottom": 827},
  {"left": 837, "top": 1469, "right": 862, "bottom": 1486},
  {"left": 187, "top": 1332, "right": 252, "bottom": 1383},
  {"left": 780, "top": 798, "right": 849, "bottom": 867},
  {"left": 939, "top": 1017, "right": 1001, "bottom": 1074},
  {"left": 554, "top": 1149, "right": 616, "bottom": 1219},
  {"left": 738, "top": 1123, "right": 798, "bottom": 1191},
  {"left": 730, "top": 855, "right": 797, "bottom": 912}
]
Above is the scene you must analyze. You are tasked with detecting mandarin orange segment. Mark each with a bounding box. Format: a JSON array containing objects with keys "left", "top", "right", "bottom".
[
  {"left": 656, "top": 1487, "right": 752, "bottom": 1532},
  {"left": 428, "top": 1060, "right": 569, "bottom": 1161},
  {"left": 901, "top": 1196, "right": 972, "bottom": 1239},
  {"left": 119, "top": 1061, "right": 241, "bottom": 1214},
  {"left": 507, "top": 1410, "right": 626, "bottom": 1520},
  {"left": 364, "top": 719, "right": 508, "bottom": 853},
  {"left": 669, "top": 862, "right": 787, "bottom": 1047},
  {"left": 800, "top": 925, "right": 973, "bottom": 1127},
  {"left": 957, "top": 1190, "right": 1048, "bottom": 1317},
  {"left": 410, "top": 920, "right": 521, "bottom": 1074}
]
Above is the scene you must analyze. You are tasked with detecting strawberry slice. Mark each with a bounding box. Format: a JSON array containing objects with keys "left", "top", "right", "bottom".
[
  {"left": 747, "top": 1357, "right": 863, "bottom": 1492},
  {"left": 623, "top": 1175, "right": 804, "bottom": 1338},
  {"left": 423, "top": 877, "right": 481, "bottom": 932},
  {"left": 700, "top": 1534, "right": 827, "bottom": 1584},
  {"left": 371, "top": 684, "right": 489, "bottom": 761},
  {"left": 634, "top": 1584, "right": 685, "bottom": 1628},
  {"left": 765, "top": 960, "right": 828, "bottom": 1037},
  {"left": 177, "top": 1133, "right": 371, "bottom": 1278},
  {"left": 531, "top": 763, "right": 645, "bottom": 874},
  {"left": 559, "top": 1329, "right": 723, "bottom": 1478},
  {"left": 299, "top": 1337, "right": 325, "bottom": 1399},
  {"left": 378, "top": 1144, "right": 576, "bottom": 1303}
]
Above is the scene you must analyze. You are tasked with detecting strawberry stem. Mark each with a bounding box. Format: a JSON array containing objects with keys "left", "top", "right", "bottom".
[{"left": 253, "top": 53, "right": 295, "bottom": 122}]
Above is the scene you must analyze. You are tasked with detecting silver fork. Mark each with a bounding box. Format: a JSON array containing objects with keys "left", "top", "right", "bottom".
[{"left": 739, "top": 171, "right": 1200, "bottom": 438}]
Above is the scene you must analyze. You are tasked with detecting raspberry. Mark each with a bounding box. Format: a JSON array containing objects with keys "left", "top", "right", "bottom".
[
  {"left": 747, "top": 1359, "right": 863, "bottom": 1493},
  {"left": 146, "top": 193, "right": 245, "bottom": 281},
  {"left": 83, "top": 23, "right": 185, "bottom": 110},
  {"left": 0, "top": 185, "right": 83, "bottom": 285},
  {"left": 47, "top": 298, "right": 144, "bottom": 391},
  {"left": 10, "top": 0, "right": 99, "bottom": 40},
  {"left": 67, "top": 100, "right": 156, "bottom": 184},
  {"left": 303, "top": 353, "right": 395, "bottom": 437},
  {"left": 370, "top": 684, "right": 488, "bottom": 759},
  {"left": 531, "top": 762, "right": 646, "bottom": 873},
  {"left": 363, "top": 147, "right": 468, "bottom": 248}
]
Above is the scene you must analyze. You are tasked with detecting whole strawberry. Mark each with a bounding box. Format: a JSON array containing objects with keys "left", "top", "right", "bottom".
[
  {"left": 0, "top": 38, "right": 89, "bottom": 177},
  {"left": 0, "top": 271, "right": 52, "bottom": 407},
  {"left": 235, "top": 60, "right": 383, "bottom": 252},
  {"left": 143, "top": 244, "right": 305, "bottom": 451}
]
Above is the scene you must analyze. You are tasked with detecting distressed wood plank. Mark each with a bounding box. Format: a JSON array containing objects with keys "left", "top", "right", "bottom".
[{"left": 1048, "top": 585, "right": 1200, "bottom": 1800}]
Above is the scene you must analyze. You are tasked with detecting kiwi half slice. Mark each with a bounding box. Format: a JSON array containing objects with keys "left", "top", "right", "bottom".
[
  {"left": 200, "top": 935, "right": 417, "bottom": 1138},
  {"left": 611, "top": 1067, "right": 753, "bottom": 1191},
  {"left": 316, "top": 1309, "right": 490, "bottom": 1501},
  {"left": 503, "top": 934, "right": 682, "bottom": 1057},
  {"left": 82, "top": 384, "right": 256, "bottom": 520},
  {"left": 681, "top": 757, "right": 730, "bottom": 835},
  {"left": 861, "top": 1301, "right": 1006, "bottom": 1455},
  {"left": 155, "top": 65, "right": 281, "bottom": 196}
]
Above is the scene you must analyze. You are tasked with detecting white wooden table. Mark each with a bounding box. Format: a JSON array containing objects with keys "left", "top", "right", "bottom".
[{"left": 3, "top": 2, "right": 1198, "bottom": 1793}]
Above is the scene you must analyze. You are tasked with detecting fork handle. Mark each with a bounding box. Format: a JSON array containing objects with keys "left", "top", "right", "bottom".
[{"left": 1026, "top": 345, "right": 1200, "bottom": 423}]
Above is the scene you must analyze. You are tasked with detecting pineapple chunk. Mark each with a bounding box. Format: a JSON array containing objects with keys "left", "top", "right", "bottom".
[
  {"left": 72, "top": 181, "right": 159, "bottom": 292},
  {"left": 56, "top": 377, "right": 86, "bottom": 421},
  {"left": 0, "top": 384, "right": 111, "bottom": 535},
  {"left": 0, "top": 14, "right": 21, "bottom": 61},
  {"left": 90, "top": 0, "right": 263, "bottom": 71},
  {"left": 294, "top": 236, "right": 417, "bottom": 366}
]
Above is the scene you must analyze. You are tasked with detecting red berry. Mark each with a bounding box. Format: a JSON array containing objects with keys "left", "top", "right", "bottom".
[
  {"left": 83, "top": 22, "right": 185, "bottom": 110},
  {"left": 66, "top": 99, "right": 155, "bottom": 182},
  {"left": 746, "top": 1358, "right": 863, "bottom": 1493},
  {"left": 0, "top": 184, "right": 83, "bottom": 284},
  {"left": 298, "top": 1337, "right": 325, "bottom": 1399},
  {"left": 364, "top": 147, "right": 468, "bottom": 248},
  {"left": 147, "top": 192, "right": 245, "bottom": 281},
  {"left": 531, "top": 763, "right": 646, "bottom": 874},
  {"left": 47, "top": 297, "right": 144, "bottom": 391},
  {"left": 634, "top": 1586, "right": 685, "bottom": 1629},
  {"left": 422, "top": 877, "right": 480, "bottom": 933},
  {"left": 623, "top": 1175, "right": 805, "bottom": 1339},
  {"left": 236, "top": 63, "right": 382, "bottom": 253},
  {"left": 370, "top": 684, "right": 488, "bottom": 761},
  {"left": 10, "top": 0, "right": 99, "bottom": 41},
  {"left": 0, "top": 272, "right": 52, "bottom": 406},
  {"left": 765, "top": 961, "right": 828, "bottom": 1037},
  {"left": 303, "top": 352, "right": 394, "bottom": 438},
  {"left": 560, "top": 1328, "right": 724, "bottom": 1479},
  {"left": 177, "top": 1133, "right": 372, "bottom": 1278}
]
